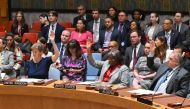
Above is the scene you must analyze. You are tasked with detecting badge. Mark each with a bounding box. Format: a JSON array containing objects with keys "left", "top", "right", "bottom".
[{"left": 121, "top": 42, "right": 125, "bottom": 46}]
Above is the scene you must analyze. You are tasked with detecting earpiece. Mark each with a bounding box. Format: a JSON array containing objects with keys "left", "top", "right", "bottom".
[
  {"left": 44, "top": 16, "right": 48, "bottom": 20},
  {"left": 156, "top": 17, "right": 158, "bottom": 21}
]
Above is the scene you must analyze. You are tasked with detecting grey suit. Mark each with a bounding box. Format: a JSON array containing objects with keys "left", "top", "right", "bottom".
[
  {"left": 144, "top": 24, "right": 163, "bottom": 40},
  {"left": 0, "top": 50, "right": 15, "bottom": 77},
  {"left": 87, "top": 54, "right": 130, "bottom": 87},
  {"left": 124, "top": 44, "right": 145, "bottom": 68},
  {"left": 149, "top": 63, "right": 190, "bottom": 97},
  {"left": 173, "top": 23, "right": 189, "bottom": 35}
]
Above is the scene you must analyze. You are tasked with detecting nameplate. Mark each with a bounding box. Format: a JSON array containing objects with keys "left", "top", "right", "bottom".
[
  {"left": 137, "top": 97, "right": 153, "bottom": 105},
  {"left": 3, "top": 81, "right": 28, "bottom": 86},
  {"left": 54, "top": 84, "right": 76, "bottom": 89},
  {"left": 99, "top": 89, "right": 119, "bottom": 96}
]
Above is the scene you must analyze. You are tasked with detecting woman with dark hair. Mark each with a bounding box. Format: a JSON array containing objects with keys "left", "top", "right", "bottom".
[
  {"left": 126, "top": 20, "right": 146, "bottom": 47},
  {"left": 107, "top": 6, "right": 118, "bottom": 22},
  {"left": 70, "top": 19, "right": 93, "bottom": 53},
  {"left": 144, "top": 12, "right": 162, "bottom": 40},
  {"left": 11, "top": 11, "right": 29, "bottom": 37},
  {"left": 147, "top": 35, "right": 173, "bottom": 71},
  {"left": 39, "top": 13, "right": 49, "bottom": 30},
  {"left": 86, "top": 40, "right": 130, "bottom": 89},
  {"left": 5, "top": 33, "right": 23, "bottom": 71},
  {"left": 132, "top": 9, "right": 146, "bottom": 30},
  {"left": 61, "top": 39, "right": 87, "bottom": 81}
]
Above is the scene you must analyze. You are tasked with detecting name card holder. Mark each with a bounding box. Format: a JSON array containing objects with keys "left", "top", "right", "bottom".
[
  {"left": 54, "top": 83, "right": 76, "bottom": 89},
  {"left": 99, "top": 89, "right": 119, "bottom": 96},
  {"left": 3, "top": 81, "right": 28, "bottom": 86}
]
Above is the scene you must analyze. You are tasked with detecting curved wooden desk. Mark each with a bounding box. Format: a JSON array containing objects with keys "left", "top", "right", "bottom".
[{"left": 0, "top": 81, "right": 171, "bottom": 109}]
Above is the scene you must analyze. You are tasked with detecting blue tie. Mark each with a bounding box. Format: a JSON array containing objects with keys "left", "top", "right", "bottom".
[
  {"left": 60, "top": 44, "right": 64, "bottom": 62},
  {"left": 153, "top": 68, "right": 172, "bottom": 91}
]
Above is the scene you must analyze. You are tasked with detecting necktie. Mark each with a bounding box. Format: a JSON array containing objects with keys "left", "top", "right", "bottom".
[
  {"left": 176, "top": 25, "right": 179, "bottom": 32},
  {"left": 132, "top": 46, "right": 137, "bottom": 70},
  {"left": 51, "top": 25, "right": 54, "bottom": 31},
  {"left": 118, "top": 23, "right": 123, "bottom": 33},
  {"left": 153, "top": 68, "right": 172, "bottom": 91},
  {"left": 60, "top": 44, "right": 64, "bottom": 62}
]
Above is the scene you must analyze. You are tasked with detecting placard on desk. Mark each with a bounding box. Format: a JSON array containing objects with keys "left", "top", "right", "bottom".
[{"left": 143, "top": 95, "right": 190, "bottom": 108}]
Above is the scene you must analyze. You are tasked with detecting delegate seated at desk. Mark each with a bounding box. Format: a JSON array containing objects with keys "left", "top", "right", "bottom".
[
  {"left": 86, "top": 41, "right": 130, "bottom": 88},
  {"left": 25, "top": 31, "right": 60, "bottom": 79}
]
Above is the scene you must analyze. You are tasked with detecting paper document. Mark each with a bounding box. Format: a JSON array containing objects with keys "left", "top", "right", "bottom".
[
  {"left": 77, "top": 81, "right": 97, "bottom": 85},
  {"left": 17, "top": 78, "right": 52, "bottom": 83},
  {"left": 128, "top": 89, "right": 159, "bottom": 95}
]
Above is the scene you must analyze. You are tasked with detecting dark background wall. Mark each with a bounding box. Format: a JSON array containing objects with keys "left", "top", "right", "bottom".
[{"left": 10, "top": 0, "right": 190, "bottom": 13}]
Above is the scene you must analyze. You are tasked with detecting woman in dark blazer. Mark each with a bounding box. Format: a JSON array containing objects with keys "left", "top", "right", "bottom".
[{"left": 11, "top": 11, "right": 29, "bottom": 37}]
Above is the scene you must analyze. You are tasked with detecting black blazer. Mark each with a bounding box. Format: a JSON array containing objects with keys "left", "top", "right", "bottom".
[
  {"left": 98, "top": 28, "right": 121, "bottom": 48},
  {"left": 87, "top": 19, "right": 105, "bottom": 33},
  {"left": 114, "top": 21, "right": 130, "bottom": 55},
  {"left": 73, "top": 14, "right": 93, "bottom": 27},
  {"left": 11, "top": 23, "right": 29, "bottom": 36},
  {"left": 156, "top": 29, "right": 180, "bottom": 50},
  {"left": 149, "top": 63, "right": 190, "bottom": 97},
  {"left": 173, "top": 23, "right": 189, "bottom": 35},
  {"left": 41, "top": 23, "right": 64, "bottom": 43},
  {"left": 124, "top": 44, "right": 145, "bottom": 67}
]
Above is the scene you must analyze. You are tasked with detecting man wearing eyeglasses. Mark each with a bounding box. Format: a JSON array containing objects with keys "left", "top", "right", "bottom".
[{"left": 73, "top": 5, "right": 93, "bottom": 27}]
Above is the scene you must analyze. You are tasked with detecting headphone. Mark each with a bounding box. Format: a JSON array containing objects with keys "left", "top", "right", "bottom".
[
  {"left": 156, "top": 17, "right": 158, "bottom": 21},
  {"left": 44, "top": 16, "right": 48, "bottom": 20}
]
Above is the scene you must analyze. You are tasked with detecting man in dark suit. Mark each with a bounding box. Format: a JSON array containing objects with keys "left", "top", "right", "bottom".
[
  {"left": 73, "top": 5, "right": 93, "bottom": 27},
  {"left": 149, "top": 52, "right": 190, "bottom": 97},
  {"left": 173, "top": 12, "right": 189, "bottom": 35},
  {"left": 114, "top": 10, "right": 130, "bottom": 56},
  {"left": 98, "top": 16, "right": 121, "bottom": 54},
  {"left": 87, "top": 8, "right": 104, "bottom": 51},
  {"left": 157, "top": 18, "right": 180, "bottom": 50},
  {"left": 41, "top": 10, "right": 64, "bottom": 47},
  {"left": 124, "top": 30, "right": 145, "bottom": 70}
]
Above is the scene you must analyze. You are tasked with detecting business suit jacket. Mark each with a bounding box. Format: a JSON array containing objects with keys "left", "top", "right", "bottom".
[
  {"left": 98, "top": 28, "right": 121, "bottom": 48},
  {"left": 0, "top": 50, "right": 14, "bottom": 74},
  {"left": 41, "top": 23, "right": 65, "bottom": 43},
  {"left": 124, "top": 44, "right": 145, "bottom": 67},
  {"left": 173, "top": 23, "right": 189, "bottom": 35},
  {"left": 149, "top": 63, "right": 190, "bottom": 97},
  {"left": 114, "top": 21, "right": 130, "bottom": 55},
  {"left": 11, "top": 23, "right": 29, "bottom": 36},
  {"left": 156, "top": 29, "right": 180, "bottom": 50},
  {"left": 87, "top": 54, "right": 130, "bottom": 86},
  {"left": 87, "top": 18, "right": 105, "bottom": 33},
  {"left": 144, "top": 24, "right": 163, "bottom": 40},
  {"left": 73, "top": 14, "right": 93, "bottom": 27}
]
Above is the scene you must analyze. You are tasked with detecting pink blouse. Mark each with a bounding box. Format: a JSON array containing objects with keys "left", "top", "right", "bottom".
[{"left": 70, "top": 30, "right": 93, "bottom": 53}]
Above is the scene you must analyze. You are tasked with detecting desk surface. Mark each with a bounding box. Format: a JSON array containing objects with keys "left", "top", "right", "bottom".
[{"left": 0, "top": 80, "right": 188, "bottom": 109}]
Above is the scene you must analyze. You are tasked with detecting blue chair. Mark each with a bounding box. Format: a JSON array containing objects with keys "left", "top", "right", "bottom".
[
  {"left": 48, "top": 67, "right": 61, "bottom": 80},
  {"left": 84, "top": 53, "right": 102, "bottom": 81}
]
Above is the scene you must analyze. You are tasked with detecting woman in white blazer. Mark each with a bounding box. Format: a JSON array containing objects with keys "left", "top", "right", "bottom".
[{"left": 86, "top": 41, "right": 130, "bottom": 89}]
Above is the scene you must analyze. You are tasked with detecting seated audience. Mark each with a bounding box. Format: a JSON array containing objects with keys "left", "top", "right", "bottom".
[
  {"left": 11, "top": 11, "right": 29, "bottom": 40},
  {"left": 149, "top": 51, "right": 190, "bottom": 97},
  {"left": 70, "top": 19, "right": 93, "bottom": 53},
  {"left": 30, "top": 37, "right": 53, "bottom": 60},
  {"left": 87, "top": 40, "right": 130, "bottom": 89},
  {"left": 0, "top": 38, "right": 15, "bottom": 78},
  {"left": 5, "top": 33, "right": 23, "bottom": 71},
  {"left": 41, "top": 10, "right": 64, "bottom": 49},
  {"left": 132, "top": 42, "right": 161, "bottom": 89},
  {"left": 39, "top": 13, "right": 49, "bottom": 31},
  {"left": 144, "top": 12, "right": 162, "bottom": 40},
  {"left": 131, "top": 9, "right": 146, "bottom": 30},
  {"left": 25, "top": 31, "right": 59, "bottom": 79},
  {"left": 98, "top": 16, "right": 120, "bottom": 54},
  {"left": 60, "top": 39, "right": 87, "bottom": 81},
  {"left": 157, "top": 18, "right": 180, "bottom": 50},
  {"left": 124, "top": 30, "right": 145, "bottom": 70},
  {"left": 106, "top": 6, "right": 118, "bottom": 22},
  {"left": 73, "top": 5, "right": 93, "bottom": 27},
  {"left": 87, "top": 8, "right": 104, "bottom": 51}
]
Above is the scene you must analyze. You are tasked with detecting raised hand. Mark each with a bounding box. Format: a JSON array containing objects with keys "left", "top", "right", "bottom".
[
  {"left": 86, "top": 39, "right": 92, "bottom": 54},
  {"left": 149, "top": 40, "right": 156, "bottom": 53},
  {"left": 50, "top": 31, "right": 55, "bottom": 42}
]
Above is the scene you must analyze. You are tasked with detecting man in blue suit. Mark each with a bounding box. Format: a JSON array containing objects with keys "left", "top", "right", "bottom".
[
  {"left": 41, "top": 10, "right": 65, "bottom": 49},
  {"left": 98, "top": 16, "right": 121, "bottom": 55}
]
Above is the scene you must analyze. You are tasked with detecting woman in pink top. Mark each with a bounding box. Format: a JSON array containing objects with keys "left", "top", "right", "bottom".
[{"left": 70, "top": 19, "right": 93, "bottom": 53}]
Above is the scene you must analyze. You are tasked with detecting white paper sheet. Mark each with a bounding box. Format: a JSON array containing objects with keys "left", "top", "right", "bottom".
[{"left": 128, "top": 89, "right": 159, "bottom": 95}]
